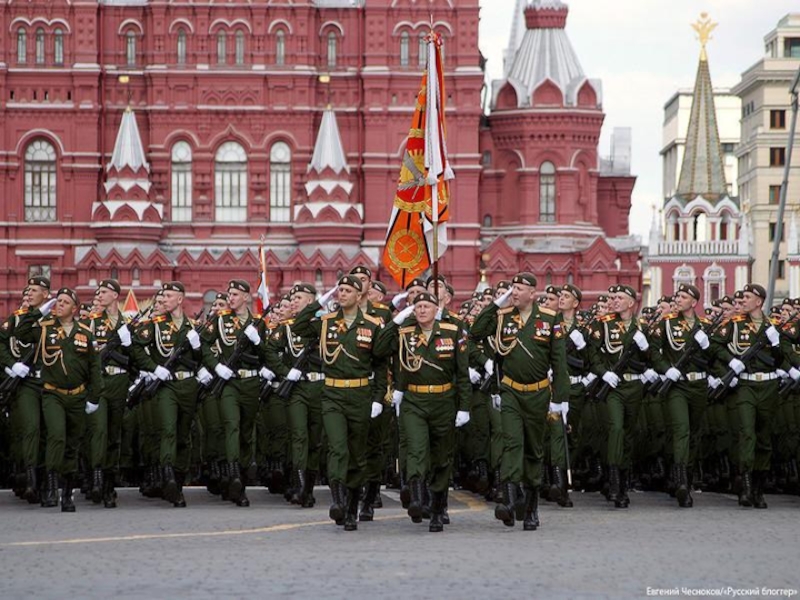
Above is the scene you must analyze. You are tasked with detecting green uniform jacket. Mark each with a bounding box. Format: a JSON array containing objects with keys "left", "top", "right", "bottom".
[
  {"left": 200, "top": 309, "right": 265, "bottom": 372},
  {"left": 587, "top": 312, "right": 650, "bottom": 376},
  {"left": 82, "top": 309, "right": 131, "bottom": 370},
  {"left": 564, "top": 317, "right": 592, "bottom": 378},
  {"left": 708, "top": 314, "right": 787, "bottom": 375},
  {"left": 131, "top": 313, "right": 202, "bottom": 373},
  {"left": 16, "top": 310, "right": 104, "bottom": 398},
  {"left": 470, "top": 302, "right": 569, "bottom": 402},
  {"left": 650, "top": 312, "right": 711, "bottom": 375},
  {"left": 0, "top": 308, "right": 39, "bottom": 374},
  {"left": 265, "top": 318, "right": 322, "bottom": 378}
]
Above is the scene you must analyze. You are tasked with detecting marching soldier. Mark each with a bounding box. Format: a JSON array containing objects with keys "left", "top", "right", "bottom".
[
  {"left": 292, "top": 275, "right": 387, "bottom": 531},
  {"left": 471, "top": 272, "right": 569, "bottom": 530},
  {"left": 374, "top": 292, "right": 471, "bottom": 532},
  {"left": 200, "top": 280, "right": 268, "bottom": 507},
  {"left": 16, "top": 289, "right": 103, "bottom": 512}
]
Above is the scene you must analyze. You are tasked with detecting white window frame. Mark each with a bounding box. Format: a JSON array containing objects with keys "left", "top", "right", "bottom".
[{"left": 215, "top": 142, "right": 248, "bottom": 222}]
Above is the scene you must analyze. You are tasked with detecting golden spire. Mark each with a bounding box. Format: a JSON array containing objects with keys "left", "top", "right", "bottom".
[{"left": 692, "top": 12, "right": 717, "bottom": 61}]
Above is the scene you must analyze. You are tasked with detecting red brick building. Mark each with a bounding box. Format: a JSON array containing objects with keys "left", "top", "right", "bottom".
[{"left": 0, "top": 0, "right": 639, "bottom": 313}]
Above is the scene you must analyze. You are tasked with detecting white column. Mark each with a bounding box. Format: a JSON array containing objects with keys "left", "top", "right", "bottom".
[{"left": 735, "top": 265, "right": 749, "bottom": 290}]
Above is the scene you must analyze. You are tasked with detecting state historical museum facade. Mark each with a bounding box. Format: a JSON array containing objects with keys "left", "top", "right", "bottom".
[{"left": 0, "top": 0, "right": 640, "bottom": 313}]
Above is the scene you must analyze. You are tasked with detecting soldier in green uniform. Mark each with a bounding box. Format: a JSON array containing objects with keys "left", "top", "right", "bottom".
[
  {"left": 588, "top": 284, "right": 650, "bottom": 509},
  {"left": 265, "top": 283, "right": 324, "bottom": 508},
  {"left": 132, "top": 282, "right": 201, "bottom": 507},
  {"left": 16, "top": 288, "right": 103, "bottom": 512},
  {"left": 709, "top": 284, "right": 787, "bottom": 508},
  {"left": 292, "top": 275, "right": 387, "bottom": 531},
  {"left": 374, "top": 292, "right": 471, "bottom": 532},
  {"left": 200, "top": 280, "right": 268, "bottom": 507},
  {"left": 0, "top": 277, "right": 51, "bottom": 504},
  {"left": 82, "top": 279, "right": 133, "bottom": 508},
  {"left": 650, "top": 284, "right": 712, "bottom": 507},
  {"left": 471, "top": 272, "right": 569, "bottom": 530}
]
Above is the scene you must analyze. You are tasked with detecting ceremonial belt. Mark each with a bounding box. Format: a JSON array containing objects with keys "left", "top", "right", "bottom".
[
  {"left": 501, "top": 376, "right": 550, "bottom": 393},
  {"left": 104, "top": 366, "right": 128, "bottom": 376},
  {"left": 43, "top": 383, "right": 86, "bottom": 396},
  {"left": 325, "top": 377, "right": 370, "bottom": 389},
  {"left": 173, "top": 371, "right": 196, "bottom": 381},
  {"left": 408, "top": 383, "right": 453, "bottom": 394},
  {"left": 684, "top": 371, "right": 707, "bottom": 382},
  {"left": 569, "top": 376, "right": 583, "bottom": 385},
  {"left": 740, "top": 372, "right": 778, "bottom": 382},
  {"left": 303, "top": 372, "right": 325, "bottom": 382},
  {"left": 237, "top": 369, "right": 259, "bottom": 379},
  {"left": 622, "top": 373, "right": 644, "bottom": 382}
]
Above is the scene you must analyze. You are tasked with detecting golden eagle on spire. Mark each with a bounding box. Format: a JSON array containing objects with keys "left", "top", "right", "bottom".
[{"left": 692, "top": 13, "right": 717, "bottom": 61}]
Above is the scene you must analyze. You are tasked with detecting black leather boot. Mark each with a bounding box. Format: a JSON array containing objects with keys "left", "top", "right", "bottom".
[
  {"left": 61, "top": 475, "right": 75, "bottom": 513},
  {"left": 344, "top": 487, "right": 359, "bottom": 531},
  {"left": 90, "top": 467, "right": 103, "bottom": 504},
  {"left": 548, "top": 466, "right": 563, "bottom": 504},
  {"left": 291, "top": 470, "right": 306, "bottom": 505},
  {"left": 329, "top": 481, "right": 346, "bottom": 524},
  {"left": 421, "top": 481, "right": 431, "bottom": 519},
  {"left": 43, "top": 470, "right": 59, "bottom": 508},
  {"left": 359, "top": 481, "right": 379, "bottom": 522},
  {"left": 675, "top": 463, "right": 689, "bottom": 506},
  {"left": 103, "top": 475, "right": 118, "bottom": 509},
  {"left": 236, "top": 485, "right": 250, "bottom": 507},
  {"left": 587, "top": 455, "right": 603, "bottom": 488},
  {"left": 738, "top": 471, "right": 754, "bottom": 507},
  {"left": 429, "top": 491, "right": 445, "bottom": 533},
  {"left": 228, "top": 461, "right": 243, "bottom": 503},
  {"left": 476, "top": 460, "right": 490, "bottom": 495},
  {"left": 619, "top": 469, "right": 630, "bottom": 508},
  {"left": 752, "top": 471, "right": 768, "bottom": 509},
  {"left": 684, "top": 466, "right": 694, "bottom": 507},
  {"left": 207, "top": 460, "right": 221, "bottom": 496},
  {"left": 220, "top": 461, "right": 231, "bottom": 500},
  {"left": 302, "top": 471, "right": 317, "bottom": 508},
  {"left": 173, "top": 470, "right": 187, "bottom": 508},
  {"left": 609, "top": 466, "right": 624, "bottom": 508},
  {"left": 285, "top": 467, "right": 299, "bottom": 503},
  {"left": 441, "top": 488, "right": 450, "bottom": 525},
  {"left": 667, "top": 462, "right": 679, "bottom": 497},
  {"left": 163, "top": 465, "right": 178, "bottom": 504},
  {"left": 407, "top": 477, "right": 423, "bottom": 523},
  {"left": 494, "top": 481, "right": 517, "bottom": 527},
  {"left": 492, "top": 468, "right": 503, "bottom": 502},
  {"left": 399, "top": 473, "right": 411, "bottom": 509},
  {"left": 24, "top": 465, "right": 38, "bottom": 504},
  {"left": 523, "top": 487, "right": 540, "bottom": 531}
]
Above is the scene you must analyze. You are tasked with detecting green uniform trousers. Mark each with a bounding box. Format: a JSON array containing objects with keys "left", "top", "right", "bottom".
[
  {"left": 726, "top": 390, "right": 741, "bottom": 469},
  {"left": 198, "top": 393, "right": 224, "bottom": 463},
  {"left": 219, "top": 377, "right": 259, "bottom": 465},
  {"left": 262, "top": 394, "right": 288, "bottom": 464},
  {"left": 642, "top": 390, "right": 667, "bottom": 459},
  {"left": 322, "top": 385, "right": 371, "bottom": 488},
  {"left": 12, "top": 382, "right": 42, "bottom": 468},
  {"left": 157, "top": 379, "right": 198, "bottom": 471},
  {"left": 489, "top": 394, "right": 504, "bottom": 470},
  {"left": 139, "top": 394, "right": 160, "bottom": 467},
  {"left": 736, "top": 380, "right": 778, "bottom": 472},
  {"left": 465, "top": 388, "right": 491, "bottom": 466},
  {"left": 42, "top": 389, "right": 87, "bottom": 475},
  {"left": 85, "top": 373, "right": 128, "bottom": 471},
  {"left": 666, "top": 380, "right": 707, "bottom": 465},
  {"left": 287, "top": 381, "right": 323, "bottom": 472},
  {"left": 401, "top": 391, "right": 456, "bottom": 493},
  {"left": 364, "top": 405, "right": 391, "bottom": 483},
  {"left": 606, "top": 380, "right": 643, "bottom": 468},
  {"left": 499, "top": 386, "right": 548, "bottom": 487},
  {"left": 119, "top": 403, "right": 138, "bottom": 471}
]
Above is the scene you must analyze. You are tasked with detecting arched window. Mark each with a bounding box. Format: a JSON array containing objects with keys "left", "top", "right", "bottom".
[
  {"left": 54, "top": 28, "right": 64, "bottom": 65},
  {"left": 171, "top": 141, "right": 192, "bottom": 222},
  {"left": 215, "top": 142, "right": 247, "bottom": 221},
  {"left": 692, "top": 212, "right": 708, "bottom": 242},
  {"left": 418, "top": 33, "right": 427, "bottom": 68},
  {"left": 399, "top": 31, "right": 409, "bottom": 67},
  {"left": 276, "top": 30, "right": 285, "bottom": 66},
  {"left": 235, "top": 30, "right": 245, "bottom": 65},
  {"left": 217, "top": 31, "right": 227, "bottom": 65},
  {"left": 126, "top": 31, "right": 136, "bottom": 67},
  {"left": 270, "top": 142, "right": 291, "bottom": 222},
  {"left": 35, "top": 28, "right": 45, "bottom": 64},
  {"left": 17, "top": 28, "right": 27, "bottom": 64},
  {"left": 327, "top": 31, "right": 337, "bottom": 68},
  {"left": 177, "top": 28, "right": 187, "bottom": 65},
  {"left": 24, "top": 140, "right": 57, "bottom": 222},
  {"left": 482, "top": 214, "right": 493, "bottom": 228},
  {"left": 539, "top": 161, "right": 556, "bottom": 222}
]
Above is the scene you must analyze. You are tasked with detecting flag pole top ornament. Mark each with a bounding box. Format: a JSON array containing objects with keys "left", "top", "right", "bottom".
[{"left": 692, "top": 13, "right": 717, "bottom": 61}]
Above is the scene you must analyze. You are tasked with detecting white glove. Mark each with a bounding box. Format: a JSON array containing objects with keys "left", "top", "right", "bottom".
[
  {"left": 581, "top": 373, "right": 597, "bottom": 387},
  {"left": 491, "top": 394, "right": 502, "bottom": 411},
  {"left": 154, "top": 365, "right": 172, "bottom": 381},
  {"left": 197, "top": 367, "right": 213, "bottom": 386},
  {"left": 728, "top": 358, "right": 745, "bottom": 375},
  {"left": 484, "top": 359, "right": 494, "bottom": 376},
  {"left": 259, "top": 367, "right": 276, "bottom": 382},
  {"left": 493, "top": 288, "right": 513, "bottom": 308},
  {"left": 186, "top": 329, "right": 201, "bottom": 350},
  {"left": 214, "top": 363, "right": 233, "bottom": 380},
  {"left": 392, "top": 390, "right": 404, "bottom": 417},
  {"left": 455, "top": 410, "right": 470, "bottom": 427},
  {"left": 38, "top": 298, "right": 57, "bottom": 316},
  {"left": 85, "top": 401, "right": 100, "bottom": 415},
  {"left": 632, "top": 330, "right": 649, "bottom": 351},
  {"left": 777, "top": 369, "right": 789, "bottom": 380},
  {"left": 371, "top": 402, "right": 384, "bottom": 419},
  {"left": 665, "top": 367, "right": 681, "bottom": 382},
  {"left": 569, "top": 329, "right": 586, "bottom": 350},
  {"left": 117, "top": 324, "right": 132, "bottom": 347},
  {"left": 643, "top": 369, "right": 659, "bottom": 384},
  {"left": 244, "top": 324, "right": 261, "bottom": 345},
  {"left": 693, "top": 330, "right": 710, "bottom": 350},
  {"left": 468, "top": 367, "right": 482, "bottom": 385},
  {"left": 140, "top": 371, "right": 156, "bottom": 382},
  {"left": 4, "top": 367, "right": 16, "bottom": 378},
  {"left": 549, "top": 402, "right": 561, "bottom": 414},
  {"left": 766, "top": 325, "right": 780, "bottom": 347},
  {"left": 602, "top": 371, "right": 620, "bottom": 388},
  {"left": 561, "top": 401, "right": 569, "bottom": 421},
  {"left": 729, "top": 377, "right": 738, "bottom": 388},
  {"left": 789, "top": 367, "right": 800, "bottom": 381},
  {"left": 393, "top": 305, "right": 414, "bottom": 326},
  {"left": 708, "top": 376, "right": 721, "bottom": 389},
  {"left": 11, "top": 362, "right": 30, "bottom": 378},
  {"left": 391, "top": 291, "right": 409, "bottom": 309},
  {"left": 286, "top": 368, "right": 302, "bottom": 382},
  {"left": 319, "top": 286, "right": 338, "bottom": 306}
]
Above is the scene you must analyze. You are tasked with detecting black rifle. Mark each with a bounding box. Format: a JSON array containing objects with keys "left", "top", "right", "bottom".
[
  {"left": 651, "top": 310, "right": 726, "bottom": 398},
  {"left": 209, "top": 308, "right": 270, "bottom": 398},
  {"left": 0, "top": 347, "right": 35, "bottom": 409},
  {"left": 99, "top": 303, "right": 153, "bottom": 367},
  {"left": 276, "top": 339, "right": 320, "bottom": 400}
]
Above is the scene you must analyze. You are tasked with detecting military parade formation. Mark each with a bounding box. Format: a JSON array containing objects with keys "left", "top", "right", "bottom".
[{"left": 2, "top": 270, "right": 800, "bottom": 532}]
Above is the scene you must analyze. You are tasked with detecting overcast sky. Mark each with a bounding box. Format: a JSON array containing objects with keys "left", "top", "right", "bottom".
[{"left": 478, "top": 0, "right": 799, "bottom": 239}]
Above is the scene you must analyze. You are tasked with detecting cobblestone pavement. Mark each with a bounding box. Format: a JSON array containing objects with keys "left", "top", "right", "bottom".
[{"left": 1, "top": 486, "right": 798, "bottom": 599}]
